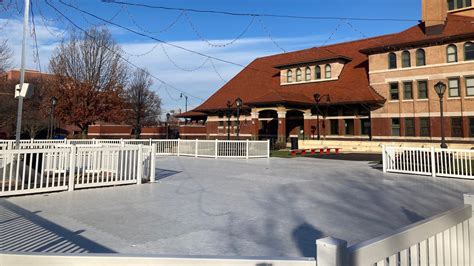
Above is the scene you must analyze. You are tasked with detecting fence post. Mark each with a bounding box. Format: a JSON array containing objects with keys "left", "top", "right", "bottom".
[
  {"left": 137, "top": 145, "right": 143, "bottom": 185},
  {"left": 246, "top": 139, "right": 249, "bottom": 159},
  {"left": 150, "top": 144, "right": 156, "bottom": 183},
  {"left": 267, "top": 139, "right": 270, "bottom": 158},
  {"left": 92, "top": 138, "right": 96, "bottom": 145},
  {"left": 64, "top": 138, "right": 68, "bottom": 144},
  {"left": 195, "top": 139, "right": 199, "bottom": 157},
  {"left": 30, "top": 138, "right": 34, "bottom": 143},
  {"left": 463, "top": 194, "right": 474, "bottom": 261},
  {"left": 382, "top": 145, "right": 387, "bottom": 173},
  {"left": 316, "top": 237, "right": 348, "bottom": 266},
  {"left": 215, "top": 139, "right": 218, "bottom": 159},
  {"left": 177, "top": 138, "right": 180, "bottom": 156},
  {"left": 430, "top": 146, "right": 436, "bottom": 177},
  {"left": 68, "top": 145, "right": 77, "bottom": 192},
  {"left": 149, "top": 138, "right": 152, "bottom": 146}
]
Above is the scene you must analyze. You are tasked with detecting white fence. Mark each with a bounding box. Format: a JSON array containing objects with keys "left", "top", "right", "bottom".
[
  {"left": 315, "top": 194, "right": 474, "bottom": 266},
  {"left": 0, "top": 144, "right": 155, "bottom": 197},
  {"left": 383, "top": 146, "right": 474, "bottom": 179},
  {"left": 0, "top": 139, "right": 271, "bottom": 159}
]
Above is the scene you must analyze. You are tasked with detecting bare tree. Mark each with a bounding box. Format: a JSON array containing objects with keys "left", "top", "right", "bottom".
[
  {"left": 48, "top": 27, "right": 128, "bottom": 137},
  {"left": 124, "top": 68, "right": 162, "bottom": 139},
  {"left": 0, "top": 40, "right": 12, "bottom": 74}
]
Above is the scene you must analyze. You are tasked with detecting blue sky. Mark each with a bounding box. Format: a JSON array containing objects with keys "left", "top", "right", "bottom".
[{"left": 0, "top": 0, "right": 421, "bottom": 115}]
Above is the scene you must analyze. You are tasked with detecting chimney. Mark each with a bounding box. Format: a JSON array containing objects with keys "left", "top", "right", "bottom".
[{"left": 422, "top": 0, "right": 448, "bottom": 35}]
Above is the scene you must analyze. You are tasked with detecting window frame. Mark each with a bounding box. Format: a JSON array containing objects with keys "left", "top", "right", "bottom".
[
  {"left": 451, "top": 117, "right": 463, "bottom": 138},
  {"left": 325, "top": 64, "right": 331, "bottom": 79},
  {"left": 448, "top": 77, "right": 460, "bottom": 97},
  {"left": 296, "top": 68, "right": 302, "bottom": 82},
  {"left": 305, "top": 67, "right": 311, "bottom": 81},
  {"left": 416, "top": 49, "right": 426, "bottom": 66},
  {"left": 391, "top": 118, "right": 401, "bottom": 136},
  {"left": 402, "top": 51, "right": 411, "bottom": 68},
  {"left": 315, "top": 66, "right": 321, "bottom": 80},
  {"left": 466, "top": 76, "right": 474, "bottom": 96},
  {"left": 448, "top": 0, "right": 472, "bottom": 10},
  {"left": 420, "top": 117, "right": 430, "bottom": 137},
  {"left": 388, "top": 52, "right": 397, "bottom": 69},
  {"left": 465, "top": 42, "right": 474, "bottom": 61},
  {"left": 469, "top": 117, "right": 474, "bottom": 137},
  {"left": 403, "top": 81, "right": 413, "bottom": 100},
  {"left": 330, "top": 119, "right": 339, "bottom": 135},
  {"left": 389, "top": 82, "right": 399, "bottom": 101},
  {"left": 447, "top": 44, "right": 458, "bottom": 63},
  {"left": 286, "top": 69, "right": 293, "bottom": 83},
  {"left": 404, "top": 118, "right": 415, "bottom": 137},
  {"left": 417, "top": 80, "right": 428, "bottom": 99}
]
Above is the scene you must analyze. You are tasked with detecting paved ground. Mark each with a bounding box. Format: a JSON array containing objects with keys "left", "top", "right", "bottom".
[{"left": 2, "top": 156, "right": 474, "bottom": 257}]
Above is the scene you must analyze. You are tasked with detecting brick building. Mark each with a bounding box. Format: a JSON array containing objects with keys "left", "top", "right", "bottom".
[{"left": 180, "top": 0, "right": 474, "bottom": 146}]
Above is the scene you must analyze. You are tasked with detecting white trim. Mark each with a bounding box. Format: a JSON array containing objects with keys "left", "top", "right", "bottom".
[
  {"left": 179, "top": 133, "right": 207, "bottom": 136},
  {"left": 369, "top": 61, "right": 474, "bottom": 75},
  {"left": 371, "top": 111, "right": 474, "bottom": 118},
  {"left": 88, "top": 133, "right": 131, "bottom": 136},
  {"left": 281, "top": 77, "right": 338, "bottom": 86},
  {"left": 208, "top": 133, "right": 252, "bottom": 137},
  {"left": 140, "top": 133, "right": 166, "bottom": 136}
]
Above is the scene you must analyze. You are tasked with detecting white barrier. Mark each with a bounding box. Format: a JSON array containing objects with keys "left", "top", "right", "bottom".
[{"left": 383, "top": 146, "right": 474, "bottom": 179}]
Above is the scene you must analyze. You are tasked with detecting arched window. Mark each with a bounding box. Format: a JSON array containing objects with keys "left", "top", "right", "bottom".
[
  {"left": 402, "top": 51, "right": 411, "bottom": 68},
  {"left": 388, "top": 52, "right": 397, "bottom": 69},
  {"left": 447, "top": 44, "right": 458, "bottom": 63},
  {"left": 325, "top": 64, "right": 331, "bottom": 79},
  {"left": 287, "top": 70, "right": 293, "bottom": 83},
  {"left": 305, "top": 67, "right": 311, "bottom": 81},
  {"left": 315, "top": 66, "right": 321, "bottom": 79},
  {"left": 416, "top": 49, "right": 426, "bottom": 66},
  {"left": 465, "top": 42, "right": 474, "bottom": 61},
  {"left": 296, "top": 68, "right": 302, "bottom": 82}
]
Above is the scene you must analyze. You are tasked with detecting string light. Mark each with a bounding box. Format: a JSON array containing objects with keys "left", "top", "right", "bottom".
[
  {"left": 124, "top": 7, "right": 183, "bottom": 35},
  {"left": 257, "top": 17, "right": 286, "bottom": 52}
]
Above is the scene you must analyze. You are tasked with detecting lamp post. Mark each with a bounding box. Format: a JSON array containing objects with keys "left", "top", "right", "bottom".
[
  {"left": 166, "top": 112, "right": 170, "bottom": 139},
  {"left": 434, "top": 81, "right": 448, "bottom": 149},
  {"left": 314, "top": 93, "right": 330, "bottom": 140},
  {"left": 49, "top": 96, "right": 58, "bottom": 139},
  {"left": 226, "top": 97, "right": 243, "bottom": 140}
]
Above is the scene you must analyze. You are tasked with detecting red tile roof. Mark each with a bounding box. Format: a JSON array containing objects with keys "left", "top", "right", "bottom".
[
  {"left": 361, "top": 14, "right": 474, "bottom": 54},
  {"left": 191, "top": 14, "right": 474, "bottom": 114}
]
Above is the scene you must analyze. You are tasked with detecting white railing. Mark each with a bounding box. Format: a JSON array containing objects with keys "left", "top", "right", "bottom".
[
  {"left": 0, "top": 139, "right": 270, "bottom": 159},
  {"left": 0, "top": 144, "right": 155, "bottom": 197},
  {"left": 316, "top": 194, "right": 474, "bottom": 266},
  {"left": 383, "top": 146, "right": 474, "bottom": 179}
]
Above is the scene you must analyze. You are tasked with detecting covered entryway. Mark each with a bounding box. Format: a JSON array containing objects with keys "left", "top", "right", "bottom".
[
  {"left": 258, "top": 110, "right": 278, "bottom": 143},
  {"left": 286, "top": 110, "right": 304, "bottom": 141}
]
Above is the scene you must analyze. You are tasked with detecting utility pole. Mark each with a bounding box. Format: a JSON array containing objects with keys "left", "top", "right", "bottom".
[
  {"left": 15, "top": 0, "right": 30, "bottom": 148},
  {"left": 180, "top": 93, "right": 188, "bottom": 112}
]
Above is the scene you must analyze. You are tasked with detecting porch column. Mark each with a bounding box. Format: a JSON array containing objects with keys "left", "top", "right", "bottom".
[
  {"left": 251, "top": 111, "right": 259, "bottom": 140},
  {"left": 303, "top": 110, "right": 312, "bottom": 140},
  {"left": 354, "top": 117, "right": 361, "bottom": 136},
  {"left": 277, "top": 110, "right": 287, "bottom": 143}
]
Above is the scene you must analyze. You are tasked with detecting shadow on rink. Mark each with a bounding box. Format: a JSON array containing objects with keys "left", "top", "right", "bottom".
[
  {"left": 0, "top": 199, "right": 115, "bottom": 253},
  {"left": 155, "top": 168, "right": 181, "bottom": 181}
]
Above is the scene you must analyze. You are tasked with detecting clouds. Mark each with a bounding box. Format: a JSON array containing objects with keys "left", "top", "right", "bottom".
[{"left": 0, "top": 16, "right": 356, "bottom": 112}]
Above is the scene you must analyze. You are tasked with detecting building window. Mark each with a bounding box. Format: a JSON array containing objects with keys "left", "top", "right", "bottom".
[
  {"left": 451, "top": 117, "right": 463, "bottom": 137},
  {"left": 330, "top": 120, "right": 339, "bottom": 135},
  {"left": 305, "top": 67, "right": 311, "bottom": 81},
  {"left": 420, "top": 117, "right": 430, "bottom": 137},
  {"left": 390, "top": 83, "right": 399, "bottom": 100},
  {"left": 219, "top": 121, "right": 224, "bottom": 127},
  {"left": 296, "top": 68, "right": 302, "bottom": 82},
  {"left": 391, "top": 118, "right": 400, "bottom": 136},
  {"left": 448, "top": 0, "right": 472, "bottom": 10},
  {"left": 388, "top": 52, "right": 397, "bottom": 69},
  {"left": 465, "top": 42, "right": 474, "bottom": 61},
  {"left": 287, "top": 70, "right": 293, "bottom": 83},
  {"left": 361, "top": 119, "right": 371, "bottom": 135},
  {"left": 345, "top": 119, "right": 354, "bottom": 135},
  {"left": 418, "top": 80, "right": 428, "bottom": 99},
  {"left": 466, "top": 77, "right": 474, "bottom": 96},
  {"left": 469, "top": 117, "right": 474, "bottom": 137},
  {"left": 448, "top": 78, "right": 460, "bottom": 97},
  {"left": 447, "top": 44, "right": 458, "bottom": 63},
  {"left": 315, "top": 66, "right": 321, "bottom": 79},
  {"left": 325, "top": 64, "right": 331, "bottom": 79},
  {"left": 403, "top": 81, "right": 413, "bottom": 100},
  {"left": 405, "top": 118, "right": 415, "bottom": 136},
  {"left": 402, "top": 51, "right": 411, "bottom": 68},
  {"left": 416, "top": 49, "right": 426, "bottom": 66}
]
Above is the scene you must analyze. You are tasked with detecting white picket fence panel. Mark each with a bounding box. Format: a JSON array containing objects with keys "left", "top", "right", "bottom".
[
  {"left": 383, "top": 146, "right": 474, "bottom": 179},
  {"left": 0, "top": 144, "right": 155, "bottom": 197}
]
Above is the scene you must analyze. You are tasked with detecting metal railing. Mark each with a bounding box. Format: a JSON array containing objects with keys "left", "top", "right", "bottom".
[
  {"left": 383, "top": 146, "right": 474, "bottom": 179},
  {"left": 315, "top": 194, "right": 474, "bottom": 266}
]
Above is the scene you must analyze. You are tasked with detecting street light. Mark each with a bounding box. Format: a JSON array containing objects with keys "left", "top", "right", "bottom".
[
  {"left": 166, "top": 112, "right": 171, "bottom": 139},
  {"left": 314, "top": 93, "right": 330, "bottom": 140},
  {"left": 226, "top": 97, "right": 243, "bottom": 140},
  {"left": 434, "top": 81, "right": 448, "bottom": 149},
  {"left": 49, "top": 96, "right": 58, "bottom": 139}
]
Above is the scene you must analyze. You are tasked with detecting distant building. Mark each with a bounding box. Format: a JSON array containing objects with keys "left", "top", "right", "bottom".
[{"left": 180, "top": 0, "right": 474, "bottom": 145}]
